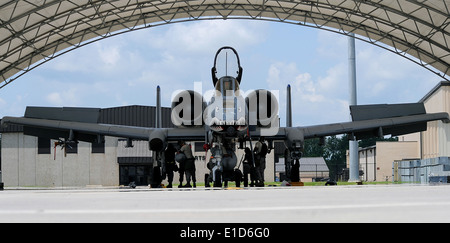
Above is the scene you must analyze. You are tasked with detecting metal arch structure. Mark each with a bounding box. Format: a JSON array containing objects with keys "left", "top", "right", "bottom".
[{"left": 1, "top": 0, "right": 450, "bottom": 89}]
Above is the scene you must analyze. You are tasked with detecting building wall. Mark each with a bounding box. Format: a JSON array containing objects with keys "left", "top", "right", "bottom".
[
  {"left": 2, "top": 133, "right": 119, "bottom": 187},
  {"left": 354, "top": 141, "right": 419, "bottom": 182},
  {"left": 376, "top": 141, "right": 419, "bottom": 182},
  {"left": 421, "top": 84, "right": 450, "bottom": 159},
  {"left": 358, "top": 146, "right": 376, "bottom": 182},
  {"left": 3, "top": 133, "right": 34, "bottom": 186},
  {"left": 351, "top": 82, "right": 450, "bottom": 182},
  {"left": 400, "top": 83, "right": 450, "bottom": 160}
]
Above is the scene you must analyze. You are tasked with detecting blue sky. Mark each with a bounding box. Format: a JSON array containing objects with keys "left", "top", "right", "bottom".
[{"left": 0, "top": 20, "right": 443, "bottom": 127}]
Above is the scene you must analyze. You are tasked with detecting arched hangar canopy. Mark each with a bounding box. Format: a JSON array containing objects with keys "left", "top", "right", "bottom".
[{"left": 1, "top": 0, "right": 450, "bottom": 88}]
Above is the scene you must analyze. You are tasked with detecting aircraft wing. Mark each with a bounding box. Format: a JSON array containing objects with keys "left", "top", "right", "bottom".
[
  {"left": 2, "top": 103, "right": 449, "bottom": 151},
  {"left": 1, "top": 106, "right": 206, "bottom": 151},
  {"left": 292, "top": 103, "right": 450, "bottom": 142},
  {"left": 300, "top": 112, "right": 450, "bottom": 140}
]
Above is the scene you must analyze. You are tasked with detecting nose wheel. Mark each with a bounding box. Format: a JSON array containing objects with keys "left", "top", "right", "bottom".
[
  {"left": 204, "top": 171, "right": 223, "bottom": 187},
  {"left": 204, "top": 169, "right": 243, "bottom": 188},
  {"left": 213, "top": 170, "right": 222, "bottom": 187}
]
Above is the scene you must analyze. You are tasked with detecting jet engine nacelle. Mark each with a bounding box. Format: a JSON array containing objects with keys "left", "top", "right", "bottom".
[
  {"left": 171, "top": 90, "right": 206, "bottom": 127},
  {"left": 246, "top": 89, "right": 279, "bottom": 127},
  {"left": 149, "top": 129, "right": 167, "bottom": 152}
]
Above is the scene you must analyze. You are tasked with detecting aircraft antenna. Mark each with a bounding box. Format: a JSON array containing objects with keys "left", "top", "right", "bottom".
[
  {"left": 156, "top": 85, "right": 161, "bottom": 128},
  {"left": 286, "top": 84, "right": 292, "bottom": 127},
  {"left": 225, "top": 51, "right": 228, "bottom": 76}
]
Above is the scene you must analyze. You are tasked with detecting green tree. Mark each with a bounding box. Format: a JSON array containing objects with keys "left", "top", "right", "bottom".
[
  {"left": 302, "top": 135, "right": 399, "bottom": 181},
  {"left": 303, "top": 138, "right": 324, "bottom": 157},
  {"left": 358, "top": 136, "right": 398, "bottom": 148},
  {"left": 323, "top": 135, "right": 349, "bottom": 181},
  {"left": 303, "top": 135, "right": 348, "bottom": 181}
]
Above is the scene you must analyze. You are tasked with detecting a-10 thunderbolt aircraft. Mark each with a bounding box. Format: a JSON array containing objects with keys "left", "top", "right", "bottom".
[{"left": 2, "top": 46, "right": 449, "bottom": 187}]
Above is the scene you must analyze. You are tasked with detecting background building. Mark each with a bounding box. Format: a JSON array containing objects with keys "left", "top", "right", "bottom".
[
  {"left": 276, "top": 157, "right": 329, "bottom": 182},
  {"left": 0, "top": 105, "right": 275, "bottom": 187},
  {"left": 352, "top": 81, "right": 450, "bottom": 183},
  {"left": 418, "top": 81, "right": 450, "bottom": 159},
  {"left": 353, "top": 141, "right": 419, "bottom": 182},
  {"left": 395, "top": 81, "right": 450, "bottom": 183},
  {"left": 0, "top": 105, "right": 173, "bottom": 187}
]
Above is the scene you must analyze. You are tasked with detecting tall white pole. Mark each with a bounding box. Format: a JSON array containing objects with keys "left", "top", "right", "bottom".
[{"left": 348, "top": 33, "right": 360, "bottom": 182}]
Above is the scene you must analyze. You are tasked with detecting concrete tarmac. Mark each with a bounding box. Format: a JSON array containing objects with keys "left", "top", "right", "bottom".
[{"left": 1, "top": 184, "right": 450, "bottom": 223}]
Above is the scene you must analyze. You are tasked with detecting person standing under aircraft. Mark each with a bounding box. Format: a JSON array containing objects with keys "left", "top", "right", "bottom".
[
  {"left": 243, "top": 147, "right": 256, "bottom": 187},
  {"left": 179, "top": 140, "right": 196, "bottom": 188},
  {"left": 176, "top": 141, "right": 186, "bottom": 188},
  {"left": 164, "top": 143, "right": 178, "bottom": 188},
  {"left": 254, "top": 138, "right": 269, "bottom": 187}
]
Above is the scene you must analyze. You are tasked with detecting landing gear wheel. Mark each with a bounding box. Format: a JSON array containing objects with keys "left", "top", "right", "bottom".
[
  {"left": 213, "top": 170, "right": 222, "bottom": 187},
  {"left": 205, "top": 173, "right": 211, "bottom": 187},
  {"left": 234, "top": 169, "right": 242, "bottom": 188}
]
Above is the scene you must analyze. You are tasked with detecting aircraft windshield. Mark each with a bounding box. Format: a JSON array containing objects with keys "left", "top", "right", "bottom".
[
  {"left": 223, "top": 79, "right": 232, "bottom": 91},
  {"left": 215, "top": 77, "right": 239, "bottom": 96}
]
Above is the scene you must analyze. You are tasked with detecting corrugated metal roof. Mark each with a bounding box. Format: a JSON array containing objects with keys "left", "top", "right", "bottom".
[
  {"left": 98, "top": 105, "right": 174, "bottom": 128},
  {"left": 0, "top": 122, "right": 22, "bottom": 133},
  {"left": 0, "top": 105, "right": 174, "bottom": 133},
  {"left": 299, "top": 157, "right": 329, "bottom": 172},
  {"left": 276, "top": 157, "right": 329, "bottom": 173},
  {"left": 419, "top": 81, "right": 450, "bottom": 103}
]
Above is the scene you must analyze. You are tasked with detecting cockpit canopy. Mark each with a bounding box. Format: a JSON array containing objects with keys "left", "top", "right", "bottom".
[{"left": 215, "top": 76, "right": 240, "bottom": 97}]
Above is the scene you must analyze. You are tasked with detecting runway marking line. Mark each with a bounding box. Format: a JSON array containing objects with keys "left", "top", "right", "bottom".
[{"left": 1, "top": 201, "right": 450, "bottom": 215}]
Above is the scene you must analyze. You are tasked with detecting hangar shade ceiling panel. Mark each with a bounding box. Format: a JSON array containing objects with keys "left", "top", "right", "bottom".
[{"left": 1, "top": 0, "right": 449, "bottom": 88}]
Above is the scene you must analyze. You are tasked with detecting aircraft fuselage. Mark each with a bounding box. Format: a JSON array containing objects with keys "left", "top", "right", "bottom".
[{"left": 207, "top": 76, "right": 247, "bottom": 136}]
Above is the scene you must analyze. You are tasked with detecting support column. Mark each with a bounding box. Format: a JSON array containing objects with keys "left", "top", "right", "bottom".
[
  {"left": 0, "top": 170, "right": 3, "bottom": 190},
  {"left": 348, "top": 33, "right": 360, "bottom": 182}
]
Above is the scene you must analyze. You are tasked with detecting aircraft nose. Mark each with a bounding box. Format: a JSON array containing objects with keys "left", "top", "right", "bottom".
[{"left": 226, "top": 126, "right": 236, "bottom": 136}]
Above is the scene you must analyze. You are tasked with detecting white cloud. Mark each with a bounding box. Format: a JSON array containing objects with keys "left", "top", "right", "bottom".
[
  {"left": 147, "top": 20, "right": 267, "bottom": 54},
  {"left": 314, "top": 31, "right": 441, "bottom": 105},
  {"left": 46, "top": 92, "right": 63, "bottom": 106},
  {"left": 266, "top": 61, "right": 350, "bottom": 126},
  {"left": 124, "top": 20, "right": 270, "bottom": 98},
  {"left": 42, "top": 36, "right": 145, "bottom": 79},
  {"left": 0, "top": 97, "right": 6, "bottom": 111},
  {"left": 98, "top": 44, "right": 121, "bottom": 66},
  {"left": 355, "top": 41, "right": 442, "bottom": 103},
  {"left": 316, "top": 31, "right": 348, "bottom": 59},
  {"left": 45, "top": 88, "right": 80, "bottom": 107},
  {"left": 267, "top": 62, "right": 341, "bottom": 104},
  {"left": 32, "top": 20, "right": 268, "bottom": 107},
  {"left": 317, "top": 63, "right": 346, "bottom": 93},
  {"left": 293, "top": 72, "right": 325, "bottom": 103}
]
